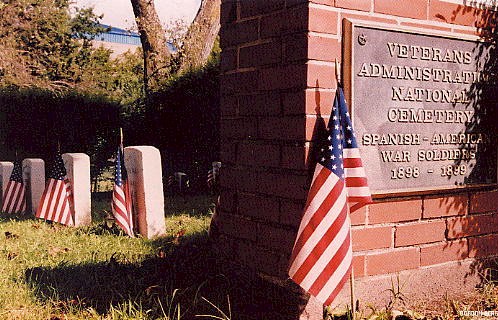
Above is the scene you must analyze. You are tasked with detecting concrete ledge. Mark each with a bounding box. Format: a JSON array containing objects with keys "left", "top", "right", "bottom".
[{"left": 333, "top": 258, "right": 496, "bottom": 309}]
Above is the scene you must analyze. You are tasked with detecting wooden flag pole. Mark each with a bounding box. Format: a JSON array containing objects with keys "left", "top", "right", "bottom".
[
  {"left": 120, "top": 127, "right": 124, "bottom": 148},
  {"left": 336, "top": 57, "right": 356, "bottom": 319},
  {"left": 335, "top": 58, "right": 341, "bottom": 86},
  {"left": 350, "top": 266, "right": 356, "bottom": 319}
]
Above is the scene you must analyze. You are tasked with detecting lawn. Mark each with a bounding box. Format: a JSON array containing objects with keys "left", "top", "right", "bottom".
[{"left": 0, "top": 193, "right": 231, "bottom": 320}]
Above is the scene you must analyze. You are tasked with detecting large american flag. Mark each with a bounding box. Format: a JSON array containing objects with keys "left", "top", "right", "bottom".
[
  {"left": 288, "top": 87, "right": 372, "bottom": 306},
  {"left": 35, "top": 152, "right": 74, "bottom": 226},
  {"left": 111, "top": 146, "right": 134, "bottom": 237},
  {"left": 1, "top": 161, "right": 26, "bottom": 214}
]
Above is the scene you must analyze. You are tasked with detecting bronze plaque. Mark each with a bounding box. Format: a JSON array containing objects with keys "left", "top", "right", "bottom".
[{"left": 343, "top": 20, "right": 498, "bottom": 195}]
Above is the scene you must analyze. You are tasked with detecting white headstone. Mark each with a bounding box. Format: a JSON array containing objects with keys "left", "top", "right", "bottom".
[
  {"left": 22, "top": 159, "right": 45, "bottom": 215},
  {"left": 62, "top": 153, "right": 91, "bottom": 227},
  {"left": 0, "top": 162, "right": 14, "bottom": 208},
  {"left": 124, "top": 146, "right": 166, "bottom": 239}
]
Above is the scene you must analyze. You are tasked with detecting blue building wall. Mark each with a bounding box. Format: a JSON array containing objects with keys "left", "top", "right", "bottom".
[{"left": 96, "top": 25, "right": 175, "bottom": 52}]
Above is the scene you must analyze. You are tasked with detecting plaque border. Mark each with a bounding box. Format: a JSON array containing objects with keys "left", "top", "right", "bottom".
[{"left": 342, "top": 19, "right": 498, "bottom": 198}]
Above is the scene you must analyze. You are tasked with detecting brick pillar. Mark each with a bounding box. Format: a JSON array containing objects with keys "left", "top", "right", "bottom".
[
  {"left": 213, "top": 1, "right": 329, "bottom": 319},
  {"left": 215, "top": 0, "right": 498, "bottom": 318}
]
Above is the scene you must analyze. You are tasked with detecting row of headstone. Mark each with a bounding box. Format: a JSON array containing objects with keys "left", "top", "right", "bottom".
[
  {"left": 0, "top": 146, "right": 165, "bottom": 239},
  {"left": 167, "top": 161, "right": 222, "bottom": 193}
]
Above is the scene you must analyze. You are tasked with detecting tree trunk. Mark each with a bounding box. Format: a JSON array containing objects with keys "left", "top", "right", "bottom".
[
  {"left": 130, "top": 0, "right": 170, "bottom": 94},
  {"left": 179, "top": 0, "right": 221, "bottom": 72}
]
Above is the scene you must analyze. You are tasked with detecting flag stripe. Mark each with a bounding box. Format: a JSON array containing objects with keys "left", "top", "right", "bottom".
[
  {"left": 343, "top": 158, "right": 363, "bottom": 168},
  {"left": 343, "top": 148, "right": 360, "bottom": 158},
  {"left": 344, "top": 167, "right": 366, "bottom": 177},
  {"left": 289, "top": 178, "right": 345, "bottom": 274},
  {"left": 52, "top": 182, "right": 66, "bottom": 222},
  {"left": 35, "top": 181, "right": 52, "bottom": 220},
  {"left": 347, "top": 187, "right": 371, "bottom": 197},
  {"left": 2, "top": 181, "right": 15, "bottom": 212},
  {"left": 48, "top": 180, "right": 62, "bottom": 222},
  {"left": 12, "top": 183, "right": 25, "bottom": 213},
  {"left": 345, "top": 177, "right": 369, "bottom": 187}
]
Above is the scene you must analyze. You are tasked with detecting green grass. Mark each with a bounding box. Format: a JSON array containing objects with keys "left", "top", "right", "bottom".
[{"left": 0, "top": 194, "right": 229, "bottom": 320}]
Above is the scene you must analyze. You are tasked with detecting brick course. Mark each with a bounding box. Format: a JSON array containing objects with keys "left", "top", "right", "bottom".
[
  {"left": 420, "top": 240, "right": 469, "bottom": 266},
  {"left": 375, "top": 0, "right": 428, "bottom": 19},
  {"left": 365, "top": 248, "right": 420, "bottom": 275},
  {"left": 368, "top": 199, "right": 422, "bottom": 224},
  {"left": 423, "top": 195, "right": 468, "bottom": 218},
  {"left": 447, "top": 213, "right": 498, "bottom": 239},
  {"left": 352, "top": 226, "right": 392, "bottom": 251},
  {"left": 395, "top": 220, "right": 447, "bottom": 247},
  {"left": 470, "top": 190, "right": 498, "bottom": 214}
]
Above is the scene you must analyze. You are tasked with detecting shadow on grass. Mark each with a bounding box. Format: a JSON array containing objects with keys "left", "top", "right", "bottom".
[
  {"left": 24, "top": 231, "right": 306, "bottom": 319},
  {"left": 0, "top": 213, "right": 38, "bottom": 223},
  {"left": 24, "top": 233, "right": 228, "bottom": 319}
]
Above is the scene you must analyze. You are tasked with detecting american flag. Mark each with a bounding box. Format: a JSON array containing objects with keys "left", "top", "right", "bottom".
[
  {"left": 207, "top": 162, "right": 221, "bottom": 189},
  {"left": 167, "top": 175, "right": 174, "bottom": 187},
  {"left": 288, "top": 87, "right": 372, "bottom": 306},
  {"left": 35, "top": 152, "right": 74, "bottom": 226},
  {"left": 111, "top": 146, "right": 134, "bottom": 237},
  {"left": 207, "top": 169, "right": 215, "bottom": 188},
  {"left": 1, "top": 161, "right": 26, "bottom": 214}
]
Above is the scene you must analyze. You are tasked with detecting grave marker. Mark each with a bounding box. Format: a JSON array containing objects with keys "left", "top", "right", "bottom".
[
  {"left": 124, "top": 146, "right": 166, "bottom": 239},
  {"left": 22, "top": 159, "right": 45, "bottom": 215},
  {"left": 62, "top": 153, "right": 91, "bottom": 226},
  {"left": 0, "top": 162, "right": 14, "bottom": 208}
]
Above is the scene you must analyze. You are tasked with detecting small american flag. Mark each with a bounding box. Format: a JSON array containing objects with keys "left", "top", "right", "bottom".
[
  {"left": 207, "top": 162, "right": 221, "bottom": 189},
  {"left": 288, "top": 87, "right": 372, "bottom": 306},
  {"left": 111, "top": 146, "right": 134, "bottom": 237},
  {"left": 1, "top": 161, "right": 26, "bottom": 214},
  {"left": 35, "top": 152, "right": 74, "bottom": 226},
  {"left": 207, "top": 169, "right": 215, "bottom": 188},
  {"left": 167, "top": 175, "right": 174, "bottom": 187}
]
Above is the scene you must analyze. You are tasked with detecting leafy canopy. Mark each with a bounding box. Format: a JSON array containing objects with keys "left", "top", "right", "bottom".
[{"left": 0, "top": 0, "right": 143, "bottom": 104}]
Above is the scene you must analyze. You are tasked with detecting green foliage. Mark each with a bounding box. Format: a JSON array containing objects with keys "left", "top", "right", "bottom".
[
  {"left": 0, "top": 86, "right": 120, "bottom": 179},
  {"left": 0, "top": 0, "right": 144, "bottom": 103},
  {"left": 2, "top": 0, "right": 101, "bottom": 83},
  {"left": 124, "top": 53, "right": 220, "bottom": 189},
  {"left": 78, "top": 48, "right": 145, "bottom": 105}
]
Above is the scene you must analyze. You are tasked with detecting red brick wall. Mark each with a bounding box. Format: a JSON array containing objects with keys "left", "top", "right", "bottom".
[
  {"left": 215, "top": 0, "right": 498, "bottom": 308},
  {"left": 216, "top": 0, "right": 312, "bottom": 280},
  {"left": 352, "top": 191, "right": 498, "bottom": 277}
]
